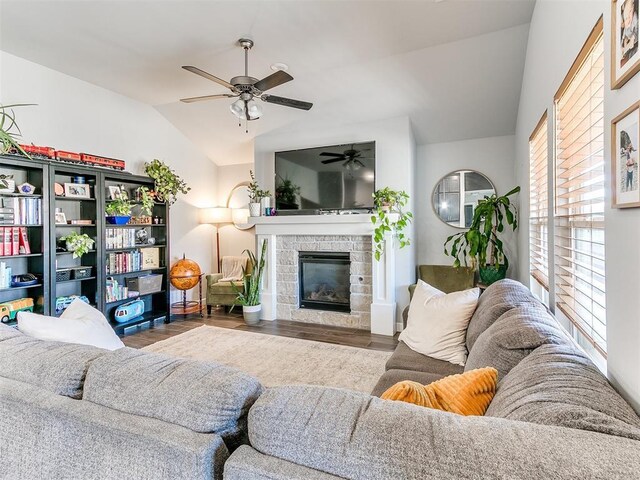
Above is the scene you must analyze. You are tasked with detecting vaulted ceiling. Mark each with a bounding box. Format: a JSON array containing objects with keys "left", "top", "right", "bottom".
[{"left": 0, "top": 0, "right": 535, "bottom": 165}]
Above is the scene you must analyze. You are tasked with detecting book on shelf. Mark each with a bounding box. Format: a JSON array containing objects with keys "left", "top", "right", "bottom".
[
  {"left": 11, "top": 227, "right": 19, "bottom": 255},
  {"left": 106, "top": 228, "right": 137, "bottom": 250},
  {"left": 0, "top": 262, "right": 12, "bottom": 288},
  {"left": 3, "top": 228, "right": 12, "bottom": 256},
  {"left": 106, "top": 250, "right": 145, "bottom": 274},
  {"left": 1, "top": 197, "right": 41, "bottom": 225},
  {"left": 19, "top": 227, "right": 30, "bottom": 254}
]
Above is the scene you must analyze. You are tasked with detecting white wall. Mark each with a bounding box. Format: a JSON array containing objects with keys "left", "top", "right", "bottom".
[
  {"left": 0, "top": 51, "right": 218, "bottom": 299},
  {"left": 416, "top": 135, "right": 517, "bottom": 269},
  {"left": 254, "top": 116, "right": 417, "bottom": 326},
  {"left": 515, "top": 0, "right": 640, "bottom": 411},
  {"left": 215, "top": 163, "right": 255, "bottom": 264}
]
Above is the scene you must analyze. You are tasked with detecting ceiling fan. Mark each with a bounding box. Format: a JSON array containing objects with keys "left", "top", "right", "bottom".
[
  {"left": 180, "top": 38, "right": 313, "bottom": 131},
  {"left": 320, "top": 145, "right": 372, "bottom": 170}
]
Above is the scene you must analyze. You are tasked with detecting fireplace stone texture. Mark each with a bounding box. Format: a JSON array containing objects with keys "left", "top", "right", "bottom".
[{"left": 275, "top": 235, "right": 373, "bottom": 329}]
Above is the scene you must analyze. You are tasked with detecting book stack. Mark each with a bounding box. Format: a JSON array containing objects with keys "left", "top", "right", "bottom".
[
  {"left": 0, "top": 262, "right": 12, "bottom": 288},
  {"left": 106, "top": 228, "right": 136, "bottom": 249},
  {"left": 0, "top": 227, "right": 30, "bottom": 256},
  {"left": 0, "top": 208, "right": 14, "bottom": 225},
  {"left": 106, "top": 277, "right": 133, "bottom": 303},
  {"left": 106, "top": 250, "right": 143, "bottom": 274},
  {"left": 2, "top": 197, "right": 42, "bottom": 225}
]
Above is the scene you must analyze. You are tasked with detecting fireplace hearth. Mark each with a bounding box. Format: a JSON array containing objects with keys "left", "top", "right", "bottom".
[{"left": 298, "top": 251, "right": 350, "bottom": 313}]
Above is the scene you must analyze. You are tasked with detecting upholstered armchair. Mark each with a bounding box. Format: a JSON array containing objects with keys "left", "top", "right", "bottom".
[{"left": 205, "top": 257, "right": 253, "bottom": 314}]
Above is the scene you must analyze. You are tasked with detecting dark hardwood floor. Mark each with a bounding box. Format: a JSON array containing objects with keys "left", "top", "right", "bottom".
[{"left": 121, "top": 309, "right": 399, "bottom": 351}]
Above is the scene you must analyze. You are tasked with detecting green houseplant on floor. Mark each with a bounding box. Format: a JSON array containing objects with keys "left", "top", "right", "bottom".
[
  {"left": 444, "top": 186, "right": 520, "bottom": 285},
  {"left": 231, "top": 238, "right": 268, "bottom": 325},
  {"left": 371, "top": 187, "right": 413, "bottom": 261}
]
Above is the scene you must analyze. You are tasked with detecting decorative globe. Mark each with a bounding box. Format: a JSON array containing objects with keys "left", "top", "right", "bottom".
[{"left": 170, "top": 257, "right": 202, "bottom": 290}]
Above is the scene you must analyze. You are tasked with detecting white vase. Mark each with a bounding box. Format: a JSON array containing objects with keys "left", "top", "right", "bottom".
[
  {"left": 249, "top": 203, "right": 262, "bottom": 217},
  {"left": 243, "top": 304, "right": 262, "bottom": 325},
  {"left": 260, "top": 197, "right": 271, "bottom": 215}
]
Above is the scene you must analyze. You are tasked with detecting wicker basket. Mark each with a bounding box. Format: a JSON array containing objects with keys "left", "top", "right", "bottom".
[{"left": 55, "top": 269, "right": 72, "bottom": 282}]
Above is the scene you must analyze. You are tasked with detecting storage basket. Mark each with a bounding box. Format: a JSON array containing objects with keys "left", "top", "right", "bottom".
[
  {"left": 71, "top": 266, "right": 93, "bottom": 280},
  {"left": 126, "top": 274, "right": 163, "bottom": 295},
  {"left": 55, "top": 269, "right": 72, "bottom": 282}
]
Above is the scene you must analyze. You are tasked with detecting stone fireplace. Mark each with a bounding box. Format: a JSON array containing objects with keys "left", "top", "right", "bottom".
[{"left": 251, "top": 215, "right": 397, "bottom": 336}]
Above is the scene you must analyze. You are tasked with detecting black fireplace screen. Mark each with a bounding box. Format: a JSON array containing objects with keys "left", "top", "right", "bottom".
[{"left": 298, "top": 252, "right": 350, "bottom": 313}]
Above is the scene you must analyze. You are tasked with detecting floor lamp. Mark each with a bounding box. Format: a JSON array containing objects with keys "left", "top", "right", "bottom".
[{"left": 199, "top": 207, "right": 232, "bottom": 273}]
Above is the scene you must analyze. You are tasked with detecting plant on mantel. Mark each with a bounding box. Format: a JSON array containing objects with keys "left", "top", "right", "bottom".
[
  {"left": 444, "top": 186, "right": 520, "bottom": 285},
  {"left": 248, "top": 170, "right": 270, "bottom": 202},
  {"left": 371, "top": 187, "right": 413, "bottom": 261}
]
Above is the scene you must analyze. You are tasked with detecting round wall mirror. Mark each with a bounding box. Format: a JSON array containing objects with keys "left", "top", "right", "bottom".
[
  {"left": 226, "top": 182, "right": 253, "bottom": 230},
  {"left": 432, "top": 170, "right": 496, "bottom": 228}
]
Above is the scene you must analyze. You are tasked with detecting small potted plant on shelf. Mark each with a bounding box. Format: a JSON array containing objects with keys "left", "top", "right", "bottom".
[
  {"left": 248, "top": 170, "right": 270, "bottom": 217},
  {"left": 231, "top": 239, "right": 268, "bottom": 325},
  {"left": 59, "top": 232, "right": 95, "bottom": 259},
  {"left": 144, "top": 158, "right": 190, "bottom": 205},
  {"left": 0, "top": 103, "right": 35, "bottom": 158},
  {"left": 371, "top": 187, "right": 413, "bottom": 261},
  {"left": 105, "top": 196, "right": 133, "bottom": 225},
  {"left": 132, "top": 186, "right": 154, "bottom": 224},
  {"left": 444, "top": 186, "right": 520, "bottom": 285}
]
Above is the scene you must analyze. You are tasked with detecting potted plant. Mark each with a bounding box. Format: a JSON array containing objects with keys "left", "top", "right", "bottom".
[
  {"left": 0, "top": 103, "right": 35, "bottom": 158},
  {"left": 105, "top": 196, "right": 133, "bottom": 225},
  {"left": 371, "top": 187, "right": 413, "bottom": 261},
  {"left": 59, "top": 232, "right": 95, "bottom": 259},
  {"left": 137, "top": 186, "right": 154, "bottom": 222},
  {"left": 231, "top": 239, "right": 268, "bottom": 325},
  {"left": 144, "top": 159, "right": 190, "bottom": 205},
  {"left": 248, "top": 170, "right": 270, "bottom": 217},
  {"left": 444, "top": 186, "right": 520, "bottom": 285},
  {"left": 275, "top": 177, "right": 301, "bottom": 210}
]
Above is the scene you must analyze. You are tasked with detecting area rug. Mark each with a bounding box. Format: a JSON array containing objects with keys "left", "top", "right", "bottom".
[{"left": 143, "top": 325, "right": 391, "bottom": 393}]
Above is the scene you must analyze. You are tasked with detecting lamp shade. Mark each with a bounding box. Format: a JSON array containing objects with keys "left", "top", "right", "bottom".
[{"left": 199, "top": 206, "right": 232, "bottom": 224}]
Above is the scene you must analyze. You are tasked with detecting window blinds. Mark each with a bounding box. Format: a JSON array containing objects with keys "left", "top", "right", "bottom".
[
  {"left": 554, "top": 20, "right": 606, "bottom": 356},
  {"left": 529, "top": 113, "right": 549, "bottom": 290}
]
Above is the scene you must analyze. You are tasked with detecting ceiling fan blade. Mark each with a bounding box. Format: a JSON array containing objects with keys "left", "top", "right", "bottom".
[
  {"left": 254, "top": 70, "right": 293, "bottom": 92},
  {"left": 320, "top": 152, "right": 346, "bottom": 157},
  {"left": 180, "top": 93, "right": 237, "bottom": 103},
  {"left": 182, "top": 66, "right": 235, "bottom": 90},
  {"left": 321, "top": 158, "right": 346, "bottom": 165},
  {"left": 262, "top": 94, "right": 313, "bottom": 110}
]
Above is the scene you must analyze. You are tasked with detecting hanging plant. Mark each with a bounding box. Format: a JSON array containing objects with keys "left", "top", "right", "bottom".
[
  {"left": 371, "top": 187, "right": 413, "bottom": 261},
  {"left": 144, "top": 159, "right": 190, "bottom": 205},
  {"left": 137, "top": 186, "right": 155, "bottom": 216},
  {"left": 59, "top": 232, "right": 95, "bottom": 259},
  {"left": 0, "top": 104, "right": 35, "bottom": 158}
]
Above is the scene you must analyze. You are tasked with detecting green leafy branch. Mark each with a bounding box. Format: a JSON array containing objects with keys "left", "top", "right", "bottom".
[{"left": 371, "top": 188, "right": 413, "bottom": 261}]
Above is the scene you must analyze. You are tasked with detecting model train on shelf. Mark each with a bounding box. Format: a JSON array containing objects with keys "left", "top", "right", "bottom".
[{"left": 10, "top": 144, "right": 126, "bottom": 171}]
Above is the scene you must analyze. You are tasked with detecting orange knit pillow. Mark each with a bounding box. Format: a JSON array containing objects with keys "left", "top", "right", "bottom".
[{"left": 381, "top": 367, "right": 498, "bottom": 416}]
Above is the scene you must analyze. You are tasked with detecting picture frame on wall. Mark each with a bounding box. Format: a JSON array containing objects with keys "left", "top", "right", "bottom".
[
  {"left": 611, "top": 101, "right": 640, "bottom": 208},
  {"left": 611, "top": 0, "right": 640, "bottom": 89}
]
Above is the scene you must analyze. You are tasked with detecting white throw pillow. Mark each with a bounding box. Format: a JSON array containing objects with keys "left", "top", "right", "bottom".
[
  {"left": 17, "top": 299, "right": 124, "bottom": 350},
  {"left": 399, "top": 280, "right": 479, "bottom": 366}
]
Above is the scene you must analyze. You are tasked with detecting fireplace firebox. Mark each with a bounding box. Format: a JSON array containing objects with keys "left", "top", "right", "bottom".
[{"left": 298, "top": 252, "right": 350, "bottom": 313}]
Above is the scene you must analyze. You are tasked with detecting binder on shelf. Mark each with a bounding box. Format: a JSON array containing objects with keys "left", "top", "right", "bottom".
[
  {"left": 4, "top": 227, "right": 12, "bottom": 255},
  {"left": 12, "top": 227, "right": 19, "bottom": 255},
  {"left": 19, "top": 227, "right": 30, "bottom": 254}
]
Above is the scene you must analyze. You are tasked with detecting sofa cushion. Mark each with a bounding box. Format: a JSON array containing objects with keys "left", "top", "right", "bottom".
[
  {"left": 381, "top": 367, "right": 498, "bottom": 416},
  {"left": 371, "top": 369, "right": 445, "bottom": 397},
  {"left": 465, "top": 304, "right": 571, "bottom": 381},
  {"left": 466, "top": 279, "right": 540, "bottom": 351},
  {"left": 399, "top": 280, "right": 479, "bottom": 366},
  {"left": 248, "top": 384, "right": 640, "bottom": 479},
  {"left": 208, "top": 281, "right": 245, "bottom": 295},
  {"left": 486, "top": 344, "right": 640, "bottom": 440},
  {"left": 385, "top": 341, "right": 464, "bottom": 376},
  {"left": 83, "top": 347, "right": 262, "bottom": 442},
  {"left": 0, "top": 324, "right": 105, "bottom": 398}
]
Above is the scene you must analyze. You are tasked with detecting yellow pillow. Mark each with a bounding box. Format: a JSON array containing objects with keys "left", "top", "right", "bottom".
[{"left": 381, "top": 367, "right": 498, "bottom": 416}]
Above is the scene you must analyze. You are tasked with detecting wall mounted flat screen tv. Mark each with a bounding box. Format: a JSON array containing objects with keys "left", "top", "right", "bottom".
[{"left": 274, "top": 141, "right": 375, "bottom": 213}]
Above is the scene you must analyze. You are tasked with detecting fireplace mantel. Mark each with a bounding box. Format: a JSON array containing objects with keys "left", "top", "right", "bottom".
[{"left": 251, "top": 214, "right": 397, "bottom": 336}]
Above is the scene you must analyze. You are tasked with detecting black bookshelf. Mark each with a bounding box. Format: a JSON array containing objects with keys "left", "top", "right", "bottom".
[{"left": 0, "top": 155, "right": 170, "bottom": 335}]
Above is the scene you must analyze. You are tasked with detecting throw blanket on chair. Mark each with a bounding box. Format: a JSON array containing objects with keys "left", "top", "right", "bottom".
[{"left": 220, "top": 256, "right": 247, "bottom": 282}]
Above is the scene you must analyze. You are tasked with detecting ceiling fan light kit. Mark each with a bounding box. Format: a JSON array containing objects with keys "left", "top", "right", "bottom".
[{"left": 180, "top": 38, "right": 312, "bottom": 132}]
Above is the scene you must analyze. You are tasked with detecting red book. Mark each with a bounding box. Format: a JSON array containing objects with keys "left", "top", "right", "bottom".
[
  {"left": 19, "top": 227, "right": 30, "bottom": 254},
  {"left": 4, "top": 228, "right": 12, "bottom": 256},
  {"left": 12, "top": 227, "right": 19, "bottom": 256},
  {"left": 0, "top": 228, "right": 4, "bottom": 256}
]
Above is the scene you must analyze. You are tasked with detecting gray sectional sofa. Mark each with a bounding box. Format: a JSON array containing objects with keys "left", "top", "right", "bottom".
[
  {"left": 224, "top": 279, "right": 640, "bottom": 479},
  {"left": 2, "top": 279, "right": 640, "bottom": 479},
  {"left": 0, "top": 326, "right": 262, "bottom": 480}
]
